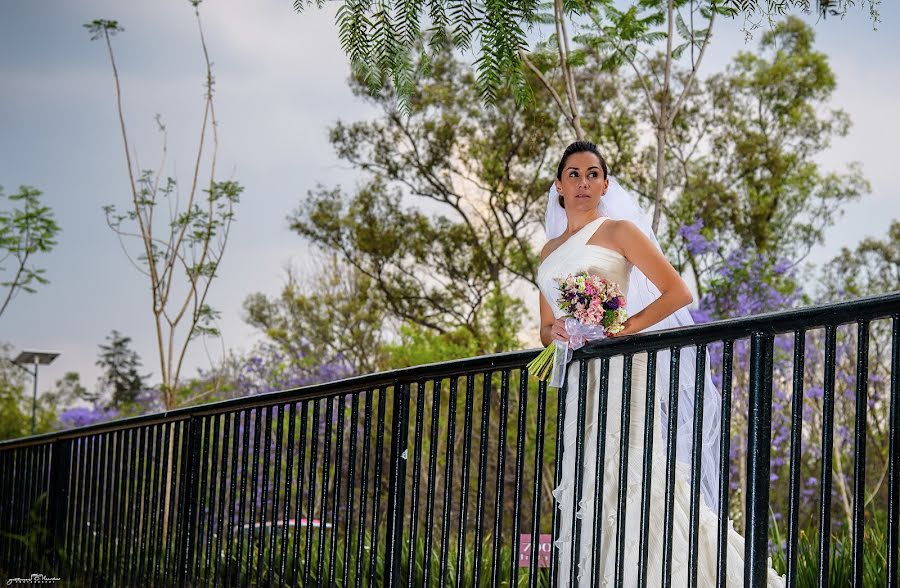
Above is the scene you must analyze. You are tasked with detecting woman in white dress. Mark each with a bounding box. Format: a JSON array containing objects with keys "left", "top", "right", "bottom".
[{"left": 537, "top": 141, "right": 785, "bottom": 587}]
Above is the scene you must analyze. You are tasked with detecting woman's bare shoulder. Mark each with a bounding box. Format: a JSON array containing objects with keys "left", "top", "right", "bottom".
[
  {"left": 602, "top": 218, "right": 646, "bottom": 245},
  {"left": 540, "top": 236, "right": 565, "bottom": 261}
]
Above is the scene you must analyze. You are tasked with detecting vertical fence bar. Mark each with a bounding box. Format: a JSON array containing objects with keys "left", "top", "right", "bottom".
[
  {"left": 221, "top": 416, "right": 237, "bottom": 588},
  {"left": 637, "top": 351, "right": 657, "bottom": 588},
  {"left": 687, "top": 344, "right": 707, "bottom": 588},
  {"left": 328, "top": 396, "right": 345, "bottom": 587},
  {"left": 386, "top": 383, "right": 411, "bottom": 586},
  {"left": 234, "top": 412, "right": 250, "bottom": 584},
  {"left": 62, "top": 440, "right": 79, "bottom": 579},
  {"left": 216, "top": 413, "right": 233, "bottom": 588},
  {"left": 91, "top": 433, "right": 112, "bottom": 582},
  {"left": 817, "top": 325, "right": 837, "bottom": 588},
  {"left": 745, "top": 332, "right": 775, "bottom": 587},
  {"left": 270, "top": 405, "right": 284, "bottom": 583},
  {"left": 87, "top": 436, "right": 103, "bottom": 583},
  {"left": 85, "top": 436, "right": 100, "bottom": 584},
  {"left": 279, "top": 404, "right": 295, "bottom": 588},
  {"left": 473, "top": 371, "right": 494, "bottom": 587},
  {"left": 354, "top": 391, "right": 374, "bottom": 588},
  {"left": 590, "top": 357, "right": 611, "bottom": 585},
  {"left": 369, "top": 388, "right": 388, "bottom": 586},
  {"left": 852, "top": 321, "right": 870, "bottom": 587},
  {"left": 661, "top": 347, "right": 681, "bottom": 588},
  {"left": 550, "top": 365, "right": 569, "bottom": 585},
  {"left": 455, "top": 374, "right": 476, "bottom": 583},
  {"left": 344, "top": 394, "right": 360, "bottom": 588},
  {"left": 6, "top": 449, "right": 16, "bottom": 569},
  {"left": 195, "top": 418, "right": 211, "bottom": 582},
  {"left": 438, "top": 377, "right": 459, "bottom": 587},
  {"left": 529, "top": 379, "right": 549, "bottom": 588},
  {"left": 291, "top": 402, "right": 310, "bottom": 584},
  {"left": 304, "top": 399, "right": 321, "bottom": 586},
  {"left": 134, "top": 428, "right": 151, "bottom": 584},
  {"left": 490, "top": 369, "right": 511, "bottom": 587},
  {"left": 120, "top": 430, "right": 137, "bottom": 585},
  {"left": 99, "top": 432, "right": 117, "bottom": 584},
  {"left": 257, "top": 406, "right": 274, "bottom": 586},
  {"left": 64, "top": 438, "right": 78, "bottom": 576},
  {"left": 149, "top": 426, "right": 167, "bottom": 586},
  {"left": 888, "top": 315, "right": 900, "bottom": 588},
  {"left": 16, "top": 447, "right": 28, "bottom": 570},
  {"left": 716, "top": 340, "right": 735, "bottom": 588},
  {"left": 785, "top": 331, "right": 804, "bottom": 588},
  {"left": 141, "top": 426, "right": 159, "bottom": 581},
  {"left": 152, "top": 424, "right": 169, "bottom": 587},
  {"left": 0, "top": 450, "right": 8, "bottom": 568},
  {"left": 3, "top": 449, "right": 15, "bottom": 568},
  {"left": 407, "top": 382, "right": 427, "bottom": 587},
  {"left": 204, "top": 416, "right": 222, "bottom": 585},
  {"left": 422, "top": 380, "right": 442, "bottom": 588},
  {"left": 87, "top": 433, "right": 108, "bottom": 582},
  {"left": 14, "top": 446, "right": 26, "bottom": 572},
  {"left": 74, "top": 439, "right": 87, "bottom": 578},
  {"left": 48, "top": 439, "right": 70, "bottom": 576},
  {"left": 146, "top": 425, "right": 159, "bottom": 587},
  {"left": 247, "top": 407, "right": 263, "bottom": 582},
  {"left": 614, "top": 355, "right": 634, "bottom": 588},
  {"left": 164, "top": 421, "right": 182, "bottom": 587},
  {"left": 569, "top": 358, "right": 590, "bottom": 588},
  {"left": 510, "top": 367, "right": 529, "bottom": 586},
  {"left": 177, "top": 417, "right": 201, "bottom": 586},
  {"left": 316, "top": 397, "right": 334, "bottom": 585}
]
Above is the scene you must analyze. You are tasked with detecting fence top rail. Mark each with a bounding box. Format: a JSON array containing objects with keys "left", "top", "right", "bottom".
[{"left": 2, "top": 290, "right": 897, "bottom": 449}]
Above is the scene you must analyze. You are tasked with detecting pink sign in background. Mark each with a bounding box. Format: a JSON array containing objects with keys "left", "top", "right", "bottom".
[{"left": 518, "top": 534, "right": 552, "bottom": 568}]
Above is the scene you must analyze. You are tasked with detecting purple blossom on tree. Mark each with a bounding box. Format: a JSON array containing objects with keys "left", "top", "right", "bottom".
[
  {"left": 678, "top": 219, "right": 718, "bottom": 256},
  {"left": 58, "top": 405, "right": 119, "bottom": 429}
]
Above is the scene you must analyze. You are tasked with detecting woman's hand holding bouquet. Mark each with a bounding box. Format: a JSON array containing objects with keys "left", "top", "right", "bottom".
[{"left": 528, "top": 272, "right": 628, "bottom": 387}]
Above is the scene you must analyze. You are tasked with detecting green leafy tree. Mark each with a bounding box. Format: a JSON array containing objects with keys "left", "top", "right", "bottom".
[
  {"left": 293, "top": 0, "right": 879, "bottom": 108},
  {"left": 244, "top": 259, "right": 389, "bottom": 376},
  {"left": 819, "top": 219, "right": 899, "bottom": 300},
  {"left": 0, "top": 185, "right": 61, "bottom": 318},
  {"left": 662, "top": 17, "right": 869, "bottom": 297},
  {"left": 289, "top": 51, "right": 585, "bottom": 355},
  {"left": 42, "top": 371, "right": 98, "bottom": 408},
  {"left": 96, "top": 330, "right": 148, "bottom": 409},
  {"left": 85, "top": 2, "right": 242, "bottom": 408}
]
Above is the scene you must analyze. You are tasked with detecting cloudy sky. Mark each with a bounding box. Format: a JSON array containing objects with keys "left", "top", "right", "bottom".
[{"left": 1, "top": 0, "right": 898, "bottom": 394}]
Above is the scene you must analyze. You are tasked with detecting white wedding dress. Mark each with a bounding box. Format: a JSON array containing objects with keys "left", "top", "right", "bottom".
[{"left": 537, "top": 216, "right": 785, "bottom": 587}]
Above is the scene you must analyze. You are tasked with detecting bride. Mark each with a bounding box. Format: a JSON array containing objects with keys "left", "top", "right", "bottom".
[{"left": 537, "top": 141, "right": 785, "bottom": 587}]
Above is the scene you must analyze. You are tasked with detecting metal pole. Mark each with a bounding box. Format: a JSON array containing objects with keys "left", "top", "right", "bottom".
[{"left": 31, "top": 358, "right": 39, "bottom": 435}]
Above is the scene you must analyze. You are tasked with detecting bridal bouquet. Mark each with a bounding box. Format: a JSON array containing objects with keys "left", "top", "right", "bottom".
[{"left": 528, "top": 272, "right": 628, "bottom": 387}]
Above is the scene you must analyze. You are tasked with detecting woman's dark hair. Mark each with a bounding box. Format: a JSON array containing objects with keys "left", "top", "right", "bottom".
[{"left": 556, "top": 141, "right": 608, "bottom": 208}]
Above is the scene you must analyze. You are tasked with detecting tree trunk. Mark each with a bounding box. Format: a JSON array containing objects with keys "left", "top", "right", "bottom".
[{"left": 652, "top": 125, "right": 667, "bottom": 233}]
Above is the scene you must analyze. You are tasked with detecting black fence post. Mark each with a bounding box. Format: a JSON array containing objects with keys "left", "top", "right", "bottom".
[
  {"left": 47, "top": 439, "right": 70, "bottom": 576},
  {"left": 176, "top": 417, "right": 201, "bottom": 586},
  {"left": 385, "top": 382, "right": 411, "bottom": 586},
  {"left": 744, "top": 332, "right": 774, "bottom": 587}
]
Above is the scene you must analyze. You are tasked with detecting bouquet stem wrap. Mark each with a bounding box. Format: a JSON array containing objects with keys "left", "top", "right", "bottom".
[{"left": 548, "top": 318, "right": 607, "bottom": 388}]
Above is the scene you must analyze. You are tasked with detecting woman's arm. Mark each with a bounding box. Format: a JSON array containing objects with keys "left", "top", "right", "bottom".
[
  {"left": 539, "top": 289, "right": 569, "bottom": 346},
  {"left": 608, "top": 220, "right": 693, "bottom": 337},
  {"left": 538, "top": 241, "right": 569, "bottom": 346}
]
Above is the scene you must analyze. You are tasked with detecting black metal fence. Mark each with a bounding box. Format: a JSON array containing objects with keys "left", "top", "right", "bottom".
[{"left": 1, "top": 292, "right": 898, "bottom": 587}]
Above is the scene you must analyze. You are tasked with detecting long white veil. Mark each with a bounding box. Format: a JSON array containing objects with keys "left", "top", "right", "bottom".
[{"left": 545, "top": 176, "right": 722, "bottom": 512}]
